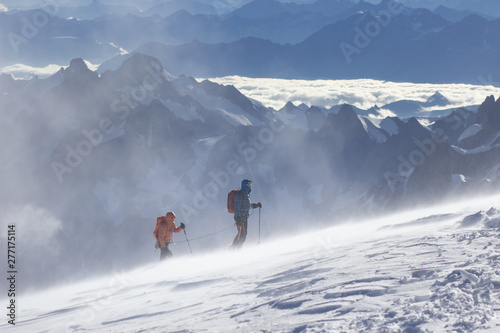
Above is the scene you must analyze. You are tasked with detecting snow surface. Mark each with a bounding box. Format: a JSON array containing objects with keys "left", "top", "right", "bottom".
[
  {"left": 360, "top": 116, "right": 400, "bottom": 140},
  {"left": 359, "top": 116, "right": 389, "bottom": 143},
  {"left": 458, "top": 124, "right": 483, "bottom": 143},
  {"left": 3, "top": 195, "right": 500, "bottom": 332}
]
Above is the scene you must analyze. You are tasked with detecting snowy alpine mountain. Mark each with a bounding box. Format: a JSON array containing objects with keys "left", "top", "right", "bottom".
[
  {"left": 2, "top": 1, "right": 499, "bottom": 83},
  {"left": 2, "top": 194, "right": 500, "bottom": 332},
  {"left": 2, "top": 1, "right": 500, "bottom": 331},
  {"left": 1, "top": 54, "right": 500, "bottom": 292}
]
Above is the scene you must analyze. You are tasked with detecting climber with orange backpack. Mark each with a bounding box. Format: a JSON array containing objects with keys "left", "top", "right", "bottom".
[{"left": 153, "top": 211, "right": 185, "bottom": 261}]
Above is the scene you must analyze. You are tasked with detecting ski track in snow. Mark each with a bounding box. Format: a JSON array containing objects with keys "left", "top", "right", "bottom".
[{"left": 3, "top": 197, "right": 500, "bottom": 332}]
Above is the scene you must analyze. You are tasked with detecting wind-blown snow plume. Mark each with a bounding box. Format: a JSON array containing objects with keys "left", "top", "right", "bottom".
[{"left": 1, "top": 204, "right": 61, "bottom": 246}]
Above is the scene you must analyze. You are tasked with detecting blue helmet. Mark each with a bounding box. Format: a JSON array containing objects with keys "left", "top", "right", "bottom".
[{"left": 241, "top": 179, "right": 252, "bottom": 195}]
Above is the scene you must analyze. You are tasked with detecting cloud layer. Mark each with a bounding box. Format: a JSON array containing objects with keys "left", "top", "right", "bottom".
[
  {"left": 206, "top": 76, "right": 500, "bottom": 111},
  {"left": 0, "top": 61, "right": 99, "bottom": 79},
  {"left": 2, "top": 62, "right": 499, "bottom": 112}
]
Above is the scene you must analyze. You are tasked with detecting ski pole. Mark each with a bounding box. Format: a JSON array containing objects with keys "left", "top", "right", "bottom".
[{"left": 183, "top": 229, "right": 193, "bottom": 254}]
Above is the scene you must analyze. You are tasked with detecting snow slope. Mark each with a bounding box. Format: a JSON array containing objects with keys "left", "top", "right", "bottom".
[{"left": 3, "top": 195, "right": 500, "bottom": 333}]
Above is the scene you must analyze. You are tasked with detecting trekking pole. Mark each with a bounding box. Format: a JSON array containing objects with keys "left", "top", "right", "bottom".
[
  {"left": 258, "top": 205, "right": 261, "bottom": 244},
  {"left": 183, "top": 229, "right": 193, "bottom": 254}
]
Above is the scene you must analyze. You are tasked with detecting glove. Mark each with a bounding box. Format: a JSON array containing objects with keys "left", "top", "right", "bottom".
[
  {"left": 154, "top": 241, "right": 160, "bottom": 250},
  {"left": 180, "top": 222, "right": 186, "bottom": 229},
  {"left": 251, "top": 202, "right": 262, "bottom": 209}
]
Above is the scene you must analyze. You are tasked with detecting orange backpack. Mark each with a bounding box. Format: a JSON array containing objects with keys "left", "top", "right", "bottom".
[
  {"left": 156, "top": 216, "right": 166, "bottom": 227},
  {"left": 153, "top": 216, "right": 166, "bottom": 237}
]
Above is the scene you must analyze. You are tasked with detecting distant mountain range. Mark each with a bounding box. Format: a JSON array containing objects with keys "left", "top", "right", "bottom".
[
  {"left": 0, "top": 0, "right": 363, "bottom": 66},
  {"left": 0, "top": 0, "right": 249, "bottom": 15},
  {"left": 1, "top": 54, "right": 499, "bottom": 287},
  {"left": 100, "top": 9, "right": 500, "bottom": 83},
  {"left": 1, "top": 0, "right": 499, "bottom": 84},
  {"left": 400, "top": 0, "right": 500, "bottom": 17}
]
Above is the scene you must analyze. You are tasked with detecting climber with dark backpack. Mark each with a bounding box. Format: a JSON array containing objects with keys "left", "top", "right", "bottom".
[{"left": 227, "top": 179, "right": 261, "bottom": 250}]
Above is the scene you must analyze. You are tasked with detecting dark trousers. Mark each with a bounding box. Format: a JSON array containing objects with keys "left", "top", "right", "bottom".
[
  {"left": 231, "top": 216, "right": 248, "bottom": 249},
  {"left": 159, "top": 244, "right": 173, "bottom": 261}
]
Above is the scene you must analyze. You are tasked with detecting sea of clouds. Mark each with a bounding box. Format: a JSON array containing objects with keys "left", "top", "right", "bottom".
[
  {"left": 206, "top": 76, "right": 500, "bottom": 111},
  {"left": 2, "top": 62, "right": 499, "bottom": 112},
  {"left": 0, "top": 61, "right": 99, "bottom": 80}
]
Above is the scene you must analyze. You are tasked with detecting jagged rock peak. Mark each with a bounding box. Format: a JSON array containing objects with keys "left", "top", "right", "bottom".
[
  {"left": 426, "top": 91, "right": 449, "bottom": 106},
  {"left": 280, "top": 101, "right": 297, "bottom": 112},
  {"left": 67, "top": 58, "right": 90, "bottom": 73},
  {"left": 99, "top": 53, "right": 173, "bottom": 89},
  {"left": 115, "top": 53, "right": 170, "bottom": 81},
  {"left": 476, "top": 95, "right": 500, "bottom": 130},
  {"left": 337, "top": 103, "right": 358, "bottom": 119},
  {"left": 64, "top": 58, "right": 98, "bottom": 82}
]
